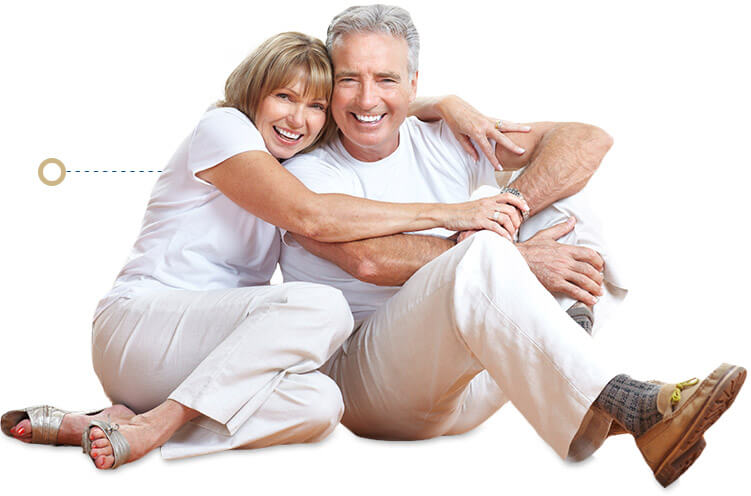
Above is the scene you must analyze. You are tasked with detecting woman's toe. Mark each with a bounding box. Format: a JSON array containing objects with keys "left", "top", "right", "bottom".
[
  {"left": 95, "top": 454, "right": 114, "bottom": 469},
  {"left": 92, "top": 438, "right": 110, "bottom": 449},
  {"left": 89, "top": 427, "right": 106, "bottom": 442}
]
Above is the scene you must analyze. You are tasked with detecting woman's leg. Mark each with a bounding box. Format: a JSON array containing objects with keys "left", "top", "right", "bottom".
[{"left": 86, "top": 282, "right": 353, "bottom": 468}]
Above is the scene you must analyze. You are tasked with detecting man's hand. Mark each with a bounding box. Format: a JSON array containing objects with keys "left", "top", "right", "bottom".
[{"left": 516, "top": 217, "right": 604, "bottom": 305}]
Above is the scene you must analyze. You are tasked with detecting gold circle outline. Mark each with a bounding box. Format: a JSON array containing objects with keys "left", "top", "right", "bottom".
[{"left": 38, "top": 158, "right": 66, "bottom": 186}]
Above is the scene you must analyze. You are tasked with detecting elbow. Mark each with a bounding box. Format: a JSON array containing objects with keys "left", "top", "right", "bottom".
[
  {"left": 294, "top": 202, "right": 336, "bottom": 241},
  {"left": 354, "top": 258, "right": 381, "bottom": 284},
  {"left": 579, "top": 124, "right": 613, "bottom": 173}
]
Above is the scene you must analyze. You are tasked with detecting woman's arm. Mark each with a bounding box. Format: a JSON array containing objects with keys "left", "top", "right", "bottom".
[
  {"left": 197, "top": 150, "right": 526, "bottom": 243},
  {"left": 409, "top": 95, "right": 531, "bottom": 169}
]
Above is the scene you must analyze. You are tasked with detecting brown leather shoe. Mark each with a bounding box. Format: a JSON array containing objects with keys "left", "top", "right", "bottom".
[{"left": 635, "top": 363, "right": 746, "bottom": 487}]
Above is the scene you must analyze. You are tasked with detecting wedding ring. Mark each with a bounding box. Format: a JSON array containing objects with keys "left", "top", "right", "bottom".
[
  {"left": 495, "top": 120, "right": 504, "bottom": 131},
  {"left": 493, "top": 210, "right": 501, "bottom": 221}
]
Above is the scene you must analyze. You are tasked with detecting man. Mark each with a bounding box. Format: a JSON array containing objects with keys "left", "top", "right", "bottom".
[{"left": 279, "top": 4, "right": 744, "bottom": 487}]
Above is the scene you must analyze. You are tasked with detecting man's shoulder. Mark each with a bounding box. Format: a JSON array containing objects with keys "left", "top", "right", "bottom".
[{"left": 283, "top": 139, "right": 346, "bottom": 172}]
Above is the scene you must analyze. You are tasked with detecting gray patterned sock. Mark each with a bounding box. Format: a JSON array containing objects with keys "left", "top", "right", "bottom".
[{"left": 594, "top": 374, "right": 663, "bottom": 437}]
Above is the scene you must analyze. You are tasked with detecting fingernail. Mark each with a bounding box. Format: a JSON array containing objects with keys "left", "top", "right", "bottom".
[
  {"left": 518, "top": 147, "right": 526, "bottom": 154},
  {"left": 523, "top": 126, "right": 531, "bottom": 131},
  {"left": 17, "top": 427, "right": 25, "bottom": 436}
]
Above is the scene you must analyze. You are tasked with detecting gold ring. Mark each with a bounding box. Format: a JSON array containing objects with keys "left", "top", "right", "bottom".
[
  {"left": 495, "top": 120, "right": 503, "bottom": 131},
  {"left": 38, "top": 158, "right": 66, "bottom": 186}
]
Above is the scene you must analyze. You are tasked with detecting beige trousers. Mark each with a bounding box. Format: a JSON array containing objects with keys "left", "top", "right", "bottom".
[
  {"left": 321, "top": 190, "right": 626, "bottom": 460},
  {"left": 92, "top": 282, "right": 353, "bottom": 459}
]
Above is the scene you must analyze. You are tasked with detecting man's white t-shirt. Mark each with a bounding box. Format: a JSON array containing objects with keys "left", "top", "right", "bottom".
[
  {"left": 280, "top": 117, "right": 497, "bottom": 325},
  {"left": 95, "top": 107, "right": 280, "bottom": 319}
]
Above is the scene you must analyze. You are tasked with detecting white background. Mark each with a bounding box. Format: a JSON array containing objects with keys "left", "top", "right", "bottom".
[{"left": 1, "top": 0, "right": 749, "bottom": 494}]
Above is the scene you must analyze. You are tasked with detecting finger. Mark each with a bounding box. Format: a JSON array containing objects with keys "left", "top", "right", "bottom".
[
  {"left": 493, "top": 193, "right": 529, "bottom": 216},
  {"left": 534, "top": 216, "right": 576, "bottom": 240},
  {"left": 495, "top": 203, "right": 523, "bottom": 231},
  {"left": 558, "top": 281, "right": 599, "bottom": 306},
  {"left": 566, "top": 270, "right": 604, "bottom": 297},
  {"left": 489, "top": 212, "right": 515, "bottom": 238},
  {"left": 495, "top": 120, "right": 532, "bottom": 133},
  {"left": 482, "top": 221, "right": 513, "bottom": 241},
  {"left": 573, "top": 261, "right": 605, "bottom": 286},
  {"left": 476, "top": 134, "right": 501, "bottom": 170},
  {"left": 492, "top": 129, "right": 526, "bottom": 155},
  {"left": 456, "top": 134, "right": 479, "bottom": 162},
  {"left": 571, "top": 246, "right": 605, "bottom": 271}
]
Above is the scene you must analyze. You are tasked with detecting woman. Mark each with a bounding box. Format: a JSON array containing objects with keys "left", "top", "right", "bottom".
[{"left": 2, "top": 32, "right": 529, "bottom": 469}]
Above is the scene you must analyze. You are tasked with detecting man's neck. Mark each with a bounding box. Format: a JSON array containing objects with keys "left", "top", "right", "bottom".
[{"left": 339, "top": 132, "right": 400, "bottom": 162}]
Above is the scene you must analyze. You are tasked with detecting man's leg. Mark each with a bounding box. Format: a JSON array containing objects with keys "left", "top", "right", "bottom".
[
  {"left": 517, "top": 189, "right": 628, "bottom": 333},
  {"left": 323, "top": 231, "right": 616, "bottom": 458}
]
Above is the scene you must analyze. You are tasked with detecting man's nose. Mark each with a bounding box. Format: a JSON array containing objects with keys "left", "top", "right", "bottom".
[{"left": 356, "top": 80, "right": 378, "bottom": 109}]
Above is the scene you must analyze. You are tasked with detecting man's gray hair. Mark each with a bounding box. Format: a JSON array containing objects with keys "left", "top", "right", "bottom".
[{"left": 326, "top": 4, "right": 420, "bottom": 77}]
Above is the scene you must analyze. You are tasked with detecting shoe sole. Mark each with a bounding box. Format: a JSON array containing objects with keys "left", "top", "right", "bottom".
[{"left": 654, "top": 365, "right": 746, "bottom": 487}]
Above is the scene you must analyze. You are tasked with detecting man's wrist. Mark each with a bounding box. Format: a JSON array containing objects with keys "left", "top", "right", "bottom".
[{"left": 500, "top": 186, "right": 529, "bottom": 221}]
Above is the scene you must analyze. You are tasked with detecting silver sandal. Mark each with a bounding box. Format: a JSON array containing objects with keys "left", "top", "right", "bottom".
[
  {"left": 82, "top": 419, "right": 131, "bottom": 469},
  {"left": 1, "top": 405, "right": 84, "bottom": 445}
]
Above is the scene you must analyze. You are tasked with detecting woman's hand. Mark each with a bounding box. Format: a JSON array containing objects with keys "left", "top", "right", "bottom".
[
  {"left": 443, "top": 192, "right": 529, "bottom": 241},
  {"left": 436, "top": 95, "right": 531, "bottom": 170}
]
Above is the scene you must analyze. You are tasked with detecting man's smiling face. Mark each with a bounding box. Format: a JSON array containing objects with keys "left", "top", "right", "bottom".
[{"left": 330, "top": 31, "right": 417, "bottom": 162}]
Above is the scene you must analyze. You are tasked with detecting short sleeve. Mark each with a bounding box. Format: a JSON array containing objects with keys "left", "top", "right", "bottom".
[
  {"left": 280, "top": 153, "right": 363, "bottom": 246},
  {"left": 187, "top": 107, "right": 269, "bottom": 186},
  {"left": 437, "top": 121, "right": 499, "bottom": 192}
]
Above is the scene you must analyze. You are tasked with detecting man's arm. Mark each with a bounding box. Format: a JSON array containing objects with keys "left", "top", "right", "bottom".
[
  {"left": 289, "top": 121, "right": 612, "bottom": 289},
  {"left": 495, "top": 122, "right": 613, "bottom": 216},
  {"left": 291, "top": 232, "right": 455, "bottom": 286}
]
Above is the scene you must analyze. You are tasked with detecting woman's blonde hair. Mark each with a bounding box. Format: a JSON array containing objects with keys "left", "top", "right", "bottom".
[{"left": 218, "top": 32, "right": 336, "bottom": 152}]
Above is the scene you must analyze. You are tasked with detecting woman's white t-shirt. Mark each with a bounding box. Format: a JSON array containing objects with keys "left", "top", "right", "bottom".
[{"left": 94, "top": 107, "right": 280, "bottom": 319}]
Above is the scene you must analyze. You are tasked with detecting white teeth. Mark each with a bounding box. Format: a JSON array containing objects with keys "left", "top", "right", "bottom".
[
  {"left": 354, "top": 113, "right": 384, "bottom": 123},
  {"left": 274, "top": 126, "right": 302, "bottom": 140}
]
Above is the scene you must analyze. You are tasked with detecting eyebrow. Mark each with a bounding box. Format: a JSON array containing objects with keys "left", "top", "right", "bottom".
[{"left": 334, "top": 71, "right": 402, "bottom": 81}]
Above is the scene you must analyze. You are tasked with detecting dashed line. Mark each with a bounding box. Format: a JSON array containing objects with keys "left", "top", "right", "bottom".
[{"left": 66, "top": 170, "right": 163, "bottom": 173}]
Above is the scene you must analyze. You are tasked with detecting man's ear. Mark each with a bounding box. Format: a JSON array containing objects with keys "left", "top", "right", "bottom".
[{"left": 409, "top": 71, "right": 419, "bottom": 102}]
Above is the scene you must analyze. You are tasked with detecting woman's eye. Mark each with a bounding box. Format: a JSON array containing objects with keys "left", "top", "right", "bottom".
[
  {"left": 311, "top": 103, "right": 326, "bottom": 111},
  {"left": 276, "top": 93, "right": 290, "bottom": 100}
]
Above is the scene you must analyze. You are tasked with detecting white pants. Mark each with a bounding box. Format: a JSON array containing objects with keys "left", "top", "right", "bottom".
[
  {"left": 322, "top": 191, "right": 626, "bottom": 460},
  {"left": 92, "top": 282, "right": 354, "bottom": 459}
]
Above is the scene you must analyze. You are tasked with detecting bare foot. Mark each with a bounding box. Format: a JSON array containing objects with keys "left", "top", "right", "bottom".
[
  {"left": 9, "top": 405, "right": 135, "bottom": 446},
  {"left": 86, "top": 400, "right": 198, "bottom": 469}
]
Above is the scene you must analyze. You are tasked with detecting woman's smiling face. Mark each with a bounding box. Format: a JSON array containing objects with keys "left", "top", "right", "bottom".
[{"left": 254, "top": 79, "right": 328, "bottom": 160}]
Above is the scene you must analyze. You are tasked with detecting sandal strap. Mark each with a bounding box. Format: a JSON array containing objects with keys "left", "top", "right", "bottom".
[
  {"left": 82, "top": 419, "right": 131, "bottom": 469},
  {"left": 1, "top": 405, "right": 70, "bottom": 445}
]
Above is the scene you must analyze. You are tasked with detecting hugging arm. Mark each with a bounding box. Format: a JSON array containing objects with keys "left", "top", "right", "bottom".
[
  {"left": 290, "top": 121, "right": 612, "bottom": 290},
  {"left": 198, "top": 151, "right": 515, "bottom": 243},
  {"left": 494, "top": 122, "right": 614, "bottom": 216},
  {"left": 291, "top": 233, "right": 455, "bottom": 286}
]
